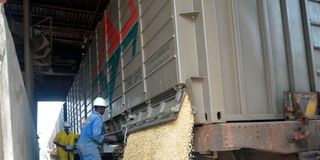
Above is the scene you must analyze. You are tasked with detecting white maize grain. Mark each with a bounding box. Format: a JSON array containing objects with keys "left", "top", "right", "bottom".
[{"left": 123, "top": 95, "right": 194, "bottom": 160}]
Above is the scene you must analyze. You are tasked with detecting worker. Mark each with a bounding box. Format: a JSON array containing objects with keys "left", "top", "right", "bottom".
[
  {"left": 54, "top": 121, "right": 80, "bottom": 160},
  {"left": 77, "top": 97, "right": 118, "bottom": 160}
]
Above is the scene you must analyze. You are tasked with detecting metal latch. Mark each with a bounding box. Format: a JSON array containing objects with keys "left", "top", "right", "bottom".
[
  {"left": 101, "top": 144, "right": 119, "bottom": 153},
  {"left": 123, "top": 87, "right": 187, "bottom": 134},
  {"left": 122, "top": 125, "right": 128, "bottom": 145},
  {"left": 316, "top": 69, "right": 320, "bottom": 76},
  {"left": 288, "top": 124, "right": 309, "bottom": 146},
  {"left": 286, "top": 91, "right": 311, "bottom": 146}
]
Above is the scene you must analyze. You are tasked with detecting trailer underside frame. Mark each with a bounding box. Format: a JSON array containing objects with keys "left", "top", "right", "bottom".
[{"left": 193, "top": 120, "right": 320, "bottom": 154}]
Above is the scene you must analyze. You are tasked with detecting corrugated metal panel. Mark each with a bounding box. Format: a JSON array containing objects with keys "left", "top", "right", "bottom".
[
  {"left": 65, "top": 0, "right": 320, "bottom": 124},
  {"left": 67, "top": 77, "right": 82, "bottom": 133},
  {"left": 84, "top": 54, "right": 92, "bottom": 109},
  {"left": 104, "top": 0, "right": 121, "bottom": 118},
  {"left": 90, "top": 32, "right": 98, "bottom": 92},
  {"left": 307, "top": 0, "right": 320, "bottom": 90},
  {"left": 200, "top": 0, "right": 284, "bottom": 121}
]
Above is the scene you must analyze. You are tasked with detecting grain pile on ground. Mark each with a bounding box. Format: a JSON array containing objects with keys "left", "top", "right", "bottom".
[{"left": 123, "top": 95, "right": 194, "bottom": 160}]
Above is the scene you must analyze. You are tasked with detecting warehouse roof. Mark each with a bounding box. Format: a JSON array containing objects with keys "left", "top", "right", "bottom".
[{"left": 4, "top": 0, "right": 109, "bottom": 100}]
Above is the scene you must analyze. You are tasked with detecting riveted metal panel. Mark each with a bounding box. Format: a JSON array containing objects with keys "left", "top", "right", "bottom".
[
  {"left": 125, "top": 82, "right": 144, "bottom": 110},
  {"left": 90, "top": 33, "right": 98, "bottom": 81},
  {"left": 141, "top": 0, "right": 172, "bottom": 39},
  {"left": 119, "top": 0, "right": 132, "bottom": 29},
  {"left": 142, "top": 0, "right": 170, "bottom": 31},
  {"left": 312, "top": 26, "right": 320, "bottom": 46},
  {"left": 266, "top": 0, "right": 290, "bottom": 111},
  {"left": 111, "top": 97, "right": 124, "bottom": 117},
  {"left": 300, "top": 0, "right": 320, "bottom": 92},
  {"left": 106, "top": 0, "right": 120, "bottom": 33},
  {"left": 123, "top": 52, "right": 142, "bottom": 82},
  {"left": 143, "top": 20, "right": 174, "bottom": 62},
  {"left": 124, "top": 66, "right": 143, "bottom": 92},
  {"left": 238, "top": 0, "right": 270, "bottom": 114},
  {"left": 308, "top": 1, "right": 320, "bottom": 22},
  {"left": 110, "top": 84, "right": 122, "bottom": 102},
  {"left": 283, "top": 0, "right": 311, "bottom": 91},
  {"left": 140, "top": 0, "right": 153, "bottom": 16},
  {"left": 108, "top": 74, "right": 122, "bottom": 96},
  {"left": 122, "top": 42, "right": 141, "bottom": 68},
  {"left": 315, "top": 49, "right": 320, "bottom": 83},
  {"left": 65, "top": 0, "right": 320, "bottom": 129}
]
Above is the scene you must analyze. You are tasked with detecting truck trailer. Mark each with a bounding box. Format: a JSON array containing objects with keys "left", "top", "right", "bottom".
[{"left": 63, "top": 0, "right": 320, "bottom": 159}]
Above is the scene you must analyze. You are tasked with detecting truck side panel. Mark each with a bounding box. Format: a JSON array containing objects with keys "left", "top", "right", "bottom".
[{"left": 66, "top": 0, "right": 320, "bottom": 132}]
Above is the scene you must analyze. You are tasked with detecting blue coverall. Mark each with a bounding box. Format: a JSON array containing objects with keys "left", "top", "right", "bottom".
[{"left": 77, "top": 111, "right": 105, "bottom": 160}]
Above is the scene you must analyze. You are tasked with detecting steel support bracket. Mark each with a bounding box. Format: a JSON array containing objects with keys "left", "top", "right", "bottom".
[{"left": 193, "top": 120, "right": 320, "bottom": 154}]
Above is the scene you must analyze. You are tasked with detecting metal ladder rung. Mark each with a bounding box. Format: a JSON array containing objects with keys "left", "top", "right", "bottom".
[
  {"left": 311, "top": 21, "right": 320, "bottom": 27},
  {"left": 315, "top": 45, "right": 320, "bottom": 50}
]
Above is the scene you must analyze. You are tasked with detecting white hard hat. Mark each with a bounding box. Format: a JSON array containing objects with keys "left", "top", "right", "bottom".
[
  {"left": 63, "top": 121, "right": 71, "bottom": 128},
  {"left": 93, "top": 97, "right": 107, "bottom": 107}
]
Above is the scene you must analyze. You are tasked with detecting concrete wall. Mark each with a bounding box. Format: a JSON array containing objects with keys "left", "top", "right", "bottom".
[{"left": 0, "top": 4, "right": 38, "bottom": 160}]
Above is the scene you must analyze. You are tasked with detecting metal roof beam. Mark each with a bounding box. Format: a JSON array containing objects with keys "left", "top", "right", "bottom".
[
  {"left": 53, "top": 38, "right": 90, "bottom": 45},
  {"left": 7, "top": 1, "right": 104, "bottom": 15},
  {"left": 33, "top": 25, "right": 94, "bottom": 35},
  {"left": 5, "top": 12, "right": 94, "bottom": 29}
]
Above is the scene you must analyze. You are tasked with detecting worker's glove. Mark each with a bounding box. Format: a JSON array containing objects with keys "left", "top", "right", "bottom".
[
  {"left": 65, "top": 145, "right": 75, "bottom": 151},
  {"left": 62, "top": 145, "right": 67, "bottom": 151},
  {"left": 104, "top": 135, "right": 118, "bottom": 144}
]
